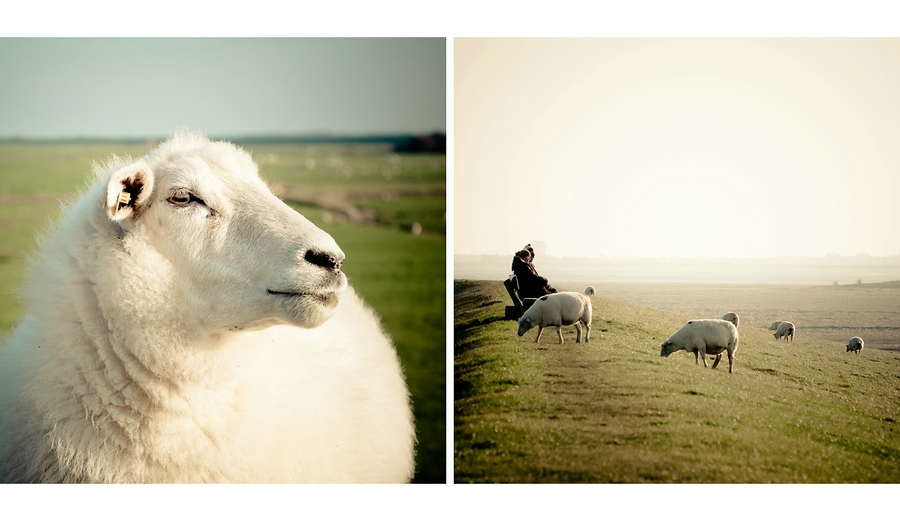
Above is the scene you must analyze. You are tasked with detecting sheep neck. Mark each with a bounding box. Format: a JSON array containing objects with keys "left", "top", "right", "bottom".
[
  {"left": 29, "top": 200, "right": 241, "bottom": 451},
  {"left": 91, "top": 231, "right": 232, "bottom": 406}
]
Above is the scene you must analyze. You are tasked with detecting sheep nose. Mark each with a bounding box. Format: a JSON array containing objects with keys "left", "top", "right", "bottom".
[{"left": 304, "top": 249, "right": 344, "bottom": 272}]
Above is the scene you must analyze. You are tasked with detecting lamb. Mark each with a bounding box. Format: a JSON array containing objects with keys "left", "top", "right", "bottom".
[
  {"left": 773, "top": 321, "right": 795, "bottom": 342},
  {"left": 846, "top": 336, "right": 864, "bottom": 354},
  {"left": 584, "top": 286, "right": 596, "bottom": 296},
  {"left": 722, "top": 312, "right": 739, "bottom": 327},
  {"left": 0, "top": 131, "right": 415, "bottom": 483},
  {"left": 660, "top": 319, "right": 739, "bottom": 374},
  {"left": 769, "top": 321, "right": 783, "bottom": 331},
  {"left": 516, "top": 290, "right": 592, "bottom": 344}
]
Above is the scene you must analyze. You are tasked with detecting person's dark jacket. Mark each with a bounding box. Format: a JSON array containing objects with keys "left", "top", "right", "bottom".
[{"left": 511, "top": 255, "right": 551, "bottom": 299}]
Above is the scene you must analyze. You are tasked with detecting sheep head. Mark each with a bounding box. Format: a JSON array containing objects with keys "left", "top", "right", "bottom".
[
  {"left": 99, "top": 132, "right": 347, "bottom": 334},
  {"left": 659, "top": 340, "right": 675, "bottom": 357},
  {"left": 517, "top": 316, "right": 534, "bottom": 337}
]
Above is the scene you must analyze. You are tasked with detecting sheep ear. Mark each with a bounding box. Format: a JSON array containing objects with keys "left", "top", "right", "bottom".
[{"left": 105, "top": 161, "right": 154, "bottom": 226}]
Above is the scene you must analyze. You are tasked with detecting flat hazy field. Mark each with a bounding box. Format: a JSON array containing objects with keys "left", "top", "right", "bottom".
[{"left": 558, "top": 281, "right": 900, "bottom": 352}]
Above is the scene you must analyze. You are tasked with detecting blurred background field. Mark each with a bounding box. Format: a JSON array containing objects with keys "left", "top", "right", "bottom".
[{"left": 0, "top": 141, "right": 446, "bottom": 483}]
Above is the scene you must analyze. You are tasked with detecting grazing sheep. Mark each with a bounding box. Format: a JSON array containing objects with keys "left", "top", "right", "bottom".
[
  {"left": 660, "top": 319, "right": 739, "bottom": 374},
  {"left": 847, "top": 336, "right": 864, "bottom": 354},
  {"left": 0, "top": 131, "right": 415, "bottom": 483},
  {"left": 517, "top": 290, "right": 592, "bottom": 344},
  {"left": 584, "top": 286, "right": 596, "bottom": 296},
  {"left": 769, "top": 321, "right": 783, "bottom": 331},
  {"left": 722, "top": 312, "right": 739, "bottom": 328},
  {"left": 774, "top": 321, "right": 795, "bottom": 342}
]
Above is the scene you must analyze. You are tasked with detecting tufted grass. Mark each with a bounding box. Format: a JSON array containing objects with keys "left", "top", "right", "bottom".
[
  {"left": 0, "top": 141, "right": 445, "bottom": 484},
  {"left": 455, "top": 279, "right": 900, "bottom": 483}
]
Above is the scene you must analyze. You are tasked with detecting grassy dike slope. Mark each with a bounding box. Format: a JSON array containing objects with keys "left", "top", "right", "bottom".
[{"left": 455, "top": 280, "right": 900, "bottom": 483}]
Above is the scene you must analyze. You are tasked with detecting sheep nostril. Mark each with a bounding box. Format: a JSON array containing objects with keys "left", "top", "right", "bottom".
[{"left": 305, "top": 249, "right": 343, "bottom": 272}]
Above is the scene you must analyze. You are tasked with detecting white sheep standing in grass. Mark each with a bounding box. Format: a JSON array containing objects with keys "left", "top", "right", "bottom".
[
  {"left": 517, "top": 291, "right": 592, "bottom": 344},
  {"left": 774, "top": 321, "right": 795, "bottom": 342},
  {"left": 660, "top": 319, "right": 739, "bottom": 374},
  {"left": 847, "top": 336, "right": 864, "bottom": 354},
  {"left": 0, "top": 131, "right": 415, "bottom": 483},
  {"left": 722, "top": 312, "right": 739, "bottom": 327},
  {"left": 714, "top": 312, "right": 740, "bottom": 366},
  {"left": 584, "top": 286, "right": 595, "bottom": 296}
]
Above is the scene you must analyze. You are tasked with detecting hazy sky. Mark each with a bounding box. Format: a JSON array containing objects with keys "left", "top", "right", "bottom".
[
  {"left": 455, "top": 38, "right": 900, "bottom": 259},
  {"left": 0, "top": 38, "right": 445, "bottom": 139}
]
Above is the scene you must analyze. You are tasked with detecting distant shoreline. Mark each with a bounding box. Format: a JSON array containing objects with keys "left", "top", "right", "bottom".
[{"left": 0, "top": 133, "right": 447, "bottom": 150}]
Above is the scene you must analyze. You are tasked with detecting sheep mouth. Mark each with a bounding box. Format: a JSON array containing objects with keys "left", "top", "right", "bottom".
[{"left": 267, "top": 289, "right": 340, "bottom": 307}]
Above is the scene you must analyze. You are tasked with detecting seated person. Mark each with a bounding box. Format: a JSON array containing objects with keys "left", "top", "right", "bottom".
[{"left": 511, "top": 244, "right": 556, "bottom": 299}]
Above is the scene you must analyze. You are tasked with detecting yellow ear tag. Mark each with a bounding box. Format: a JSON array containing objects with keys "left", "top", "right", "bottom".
[{"left": 115, "top": 191, "right": 131, "bottom": 215}]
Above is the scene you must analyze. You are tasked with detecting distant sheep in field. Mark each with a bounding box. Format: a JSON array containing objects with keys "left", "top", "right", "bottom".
[
  {"left": 847, "top": 336, "right": 864, "bottom": 354},
  {"left": 660, "top": 319, "right": 739, "bottom": 374},
  {"left": 517, "top": 290, "right": 592, "bottom": 344},
  {"left": 0, "top": 131, "right": 414, "bottom": 483},
  {"left": 769, "top": 321, "right": 783, "bottom": 331},
  {"left": 722, "top": 312, "right": 739, "bottom": 328},
  {"left": 585, "top": 286, "right": 595, "bottom": 296},
  {"left": 773, "top": 321, "right": 795, "bottom": 342}
]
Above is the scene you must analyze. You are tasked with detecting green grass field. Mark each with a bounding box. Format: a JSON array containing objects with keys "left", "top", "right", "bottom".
[
  {"left": 0, "top": 142, "right": 445, "bottom": 483},
  {"left": 455, "top": 280, "right": 900, "bottom": 483}
]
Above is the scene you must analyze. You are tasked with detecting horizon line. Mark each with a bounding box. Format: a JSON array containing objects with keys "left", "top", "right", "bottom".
[{"left": 455, "top": 253, "right": 900, "bottom": 260}]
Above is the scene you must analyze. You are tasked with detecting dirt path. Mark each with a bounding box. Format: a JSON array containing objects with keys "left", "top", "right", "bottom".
[{"left": 271, "top": 183, "right": 445, "bottom": 224}]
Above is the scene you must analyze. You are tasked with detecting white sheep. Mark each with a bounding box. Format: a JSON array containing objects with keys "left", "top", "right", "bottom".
[
  {"left": 769, "top": 321, "right": 783, "bottom": 331},
  {"left": 584, "top": 286, "right": 596, "bottom": 296},
  {"left": 722, "top": 312, "right": 739, "bottom": 328},
  {"left": 773, "top": 321, "right": 795, "bottom": 342},
  {"left": 660, "top": 319, "right": 739, "bottom": 374},
  {"left": 517, "top": 291, "right": 593, "bottom": 344},
  {"left": 708, "top": 313, "right": 740, "bottom": 367},
  {"left": 0, "top": 131, "right": 415, "bottom": 483},
  {"left": 846, "top": 336, "right": 864, "bottom": 354}
]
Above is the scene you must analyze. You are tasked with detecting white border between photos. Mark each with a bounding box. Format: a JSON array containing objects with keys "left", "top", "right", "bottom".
[
  {"left": 446, "top": 37, "right": 456, "bottom": 486},
  {"left": 3, "top": 1, "right": 900, "bottom": 38}
]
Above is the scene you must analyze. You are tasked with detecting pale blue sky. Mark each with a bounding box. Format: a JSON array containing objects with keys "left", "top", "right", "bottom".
[{"left": 0, "top": 38, "right": 445, "bottom": 139}]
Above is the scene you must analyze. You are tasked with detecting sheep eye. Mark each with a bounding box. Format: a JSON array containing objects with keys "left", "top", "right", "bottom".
[{"left": 167, "top": 190, "right": 198, "bottom": 207}]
